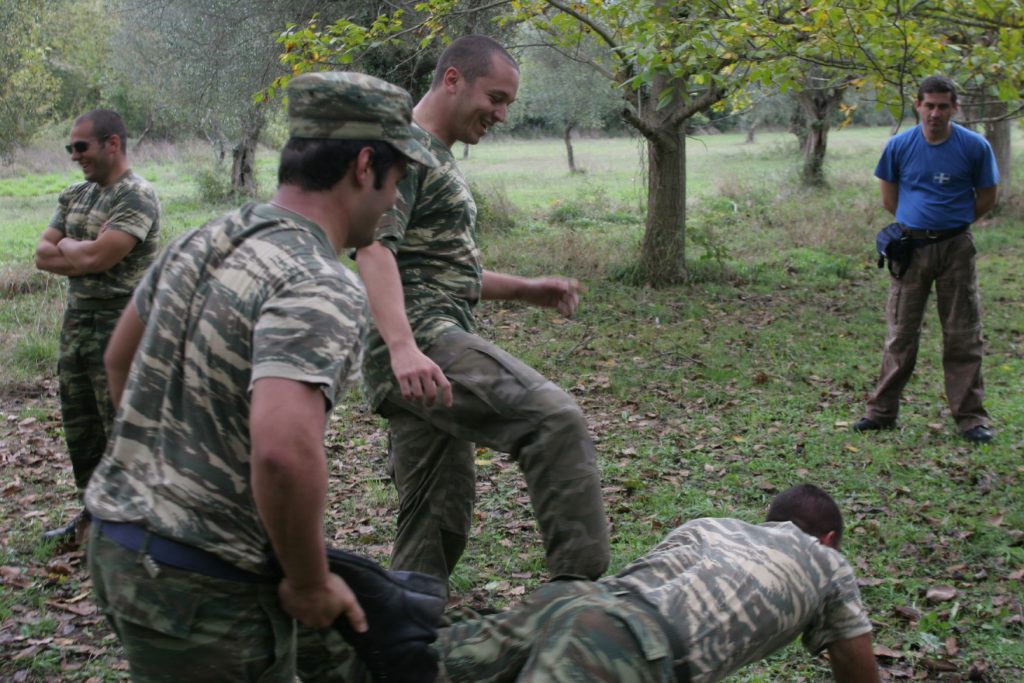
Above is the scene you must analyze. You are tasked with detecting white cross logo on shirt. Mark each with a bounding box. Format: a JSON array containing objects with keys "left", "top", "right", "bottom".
[{"left": 933, "top": 172, "right": 951, "bottom": 184}]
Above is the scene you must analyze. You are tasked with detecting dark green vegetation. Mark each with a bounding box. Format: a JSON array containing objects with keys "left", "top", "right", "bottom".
[{"left": 1, "top": 130, "right": 1022, "bottom": 681}]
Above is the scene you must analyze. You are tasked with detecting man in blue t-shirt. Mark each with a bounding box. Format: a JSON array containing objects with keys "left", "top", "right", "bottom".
[{"left": 853, "top": 75, "right": 999, "bottom": 444}]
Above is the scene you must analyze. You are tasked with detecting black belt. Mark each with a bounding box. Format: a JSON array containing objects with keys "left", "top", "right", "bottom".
[
  {"left": 902, "top": 225, "right": 968, "bottom": 241},
  {"left": 95, "top": 519, "right": 274, "bottom": 584},
  {"left": 68, "top": 295, "right": 132, "bottom": 311},
  {"left": 621, "top": 592, "right": 691, "bottom": 683}
]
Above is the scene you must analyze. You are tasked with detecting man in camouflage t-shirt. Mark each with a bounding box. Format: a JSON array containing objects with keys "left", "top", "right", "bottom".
[
  {"left": 34, "top": 108, "right": 160, "bottom": 545},
  {"left": 355, "top": 34, "right": 609, "bottom": 589},
  {"left": 84, "top": 72, "right": 438, "bottom": 683},
  {"left": 436, "top": 484, "right": 880, "bottom": 682}
]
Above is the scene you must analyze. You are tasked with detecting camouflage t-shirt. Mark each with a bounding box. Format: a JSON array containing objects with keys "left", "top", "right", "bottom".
[
  {"left": 361, "top": 125, "right": 482, "bottom": 407},
  {"left": 85, "top": 203, "right": 368, "bottom": 575},
  {"left": 602, "top": 518, "right": 872, "bottom": 683},
  {"left": 48, "top": 170, "right": 160, "bottom": 306}
]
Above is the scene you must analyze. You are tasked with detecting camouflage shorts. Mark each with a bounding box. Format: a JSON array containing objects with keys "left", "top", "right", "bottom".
[{"left": 88, "top": 525, "right": 296, "bottom": 682}]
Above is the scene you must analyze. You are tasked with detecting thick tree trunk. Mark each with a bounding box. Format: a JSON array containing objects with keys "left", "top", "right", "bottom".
[
  {"left": 984, "top": 102, "right": 1011, "bottom": 201},
  {"left": 640, "top": 128, "right": 686, "bottom": 286},
  {"left": 796, "top": 86, "right": 845, "bottom": 187},
  {"left": 564, "top": 123, "right": 577, "bottom": 173},
  {"left": 745, "top": 124, "right": 756, "bottom": 144},
  {"left": 231, "top": 110, "right": 264, "bottom": 197}
]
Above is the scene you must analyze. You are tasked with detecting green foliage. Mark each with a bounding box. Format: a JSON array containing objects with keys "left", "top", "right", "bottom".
[
  {"left": 469, "top": 180, "right": 518, "bottom": 237},
  {"left": 192, "top": 163, "right": 237, "bottom": 204},
  {"left": 0, "top": 0, "right": 61, "bottom": 160}
]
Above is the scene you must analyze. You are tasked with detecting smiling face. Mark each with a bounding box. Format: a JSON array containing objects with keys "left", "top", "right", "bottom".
[
  {"left": 69, "top": 120, "right": 116, "bottom": 186},
  {"left": 449, "top": 54, "right": 519, "bottom": 145},
  {"left": 915, "top": 91, "right": 957, "bottom": 143}
]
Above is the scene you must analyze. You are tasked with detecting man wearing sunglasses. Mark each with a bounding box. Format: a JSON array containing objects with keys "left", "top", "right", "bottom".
[{"left": 34, "top": 108, "right": 161, "bottom": 547}]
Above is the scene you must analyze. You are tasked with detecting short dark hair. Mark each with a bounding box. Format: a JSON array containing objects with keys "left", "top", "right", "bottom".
[
  {"left": 76, "top": 109, "right": 129, "bottom": 153},
  {"left": 278, "top": 138, "right": 402, "bottom": 192},
  {"left": 430, "top": 34, "right": 518, "bottom": 89},
  {"left": 766, "top": 484, "right": 843, "bottom": 542},
  {"left": 917, "top": 75, "right": 958, "bottom": 104}
]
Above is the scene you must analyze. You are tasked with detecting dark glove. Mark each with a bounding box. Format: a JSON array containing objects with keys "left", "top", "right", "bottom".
[{"left": 326, "top": 547, "right": 445, "bottom": 683}]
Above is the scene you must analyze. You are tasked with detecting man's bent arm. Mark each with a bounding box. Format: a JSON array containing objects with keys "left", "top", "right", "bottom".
[
  {"left": 58, "top": 229, "right": 139, "bottom": 274},
  {"left": 36, "top": 227, "right": 80, "bottom": 276},
  {"left": 879, "top": 180, "right": 898, "bottom": 216},
  {"left": 975, "top": 186, "right": 997, "bottom": 220},
  {"left": 482, "top": 270, "right": 582, "bottom": 317},
  {"left": 826, "top": 634, "right": 881, "bottom": 683},
  {"left": 250, "top": 378, "right": 367, "bottom": 632},
  {"left": 104, "top": 302, "right": 146, "bottom": 409},
  {"left": 355, "top": 242, "right": 451, "bottom": 406}
]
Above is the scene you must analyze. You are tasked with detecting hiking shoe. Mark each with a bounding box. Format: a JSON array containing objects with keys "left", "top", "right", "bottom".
[
  {"left": 851, "top": 417, "right": 894, "bottom": 432},
  {"left": 42, "top": 509, "right": 91, "bottom": 546},
  {"left": 962, "top": 425, "right": 994, "bottom": 444}
]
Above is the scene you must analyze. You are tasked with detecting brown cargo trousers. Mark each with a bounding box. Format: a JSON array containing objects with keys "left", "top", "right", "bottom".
[
  {"left": 378, "top": 330, "right": 610, "bottom": 585},
  {"left": 865, "top": 232, "right": 988, "bottom": 431}
]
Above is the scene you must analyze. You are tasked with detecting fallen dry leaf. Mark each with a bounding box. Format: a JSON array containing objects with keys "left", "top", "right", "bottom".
[
  {"left": 874, "top": 644, "right": 903, "bottom": 659},
  {"left": 926, "top": 585, "right": 957, "bottom": 603}
]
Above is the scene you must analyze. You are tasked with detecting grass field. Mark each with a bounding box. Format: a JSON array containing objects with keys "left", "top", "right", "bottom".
[{"left": 1, "top": 127, "right": 1022, "bottom": 681}]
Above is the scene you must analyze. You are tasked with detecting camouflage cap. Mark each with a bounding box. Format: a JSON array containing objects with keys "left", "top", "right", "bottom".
[{"left": 288, "top": 71, "right": 438, "bottom": 168}]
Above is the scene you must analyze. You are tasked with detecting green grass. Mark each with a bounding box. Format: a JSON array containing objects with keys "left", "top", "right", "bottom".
[{"left": 2, "top": 126, "right": 1023, "bottom": 681}]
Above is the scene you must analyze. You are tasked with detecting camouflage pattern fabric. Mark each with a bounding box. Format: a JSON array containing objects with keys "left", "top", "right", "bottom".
[
  {"left": 438, "top": 581, "right": 675, "bottom": 682},
  {"left": 361, "top": 126, "right": 481, "bottom": 408},
  {"left": 48, "top": 170, "right": 160, "bottom": 306},
  {"left": 85, "top": 202, "right": 368, "bottom": 576},
  {"left": 295, "top": 581, "right": 674, "bottom": 683},
  {"left": 88, "top": 526, "right": 295, "bottom": 683},
  {"left": 602, "top": 518, "right": 873, "bottom": 682},
  {"left": 59, "top": 308, "right": 121, "bottom": 490},
  {"left": 380, "top": 330, "right": 608, "bottom": 585},
  {"left": 288, "top": 71, "right": 437, "bottom": 168}
]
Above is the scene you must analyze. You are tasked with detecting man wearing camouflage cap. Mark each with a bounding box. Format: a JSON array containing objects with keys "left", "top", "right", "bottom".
[
  {"left": 85, "top": 72, "right": 437, "bottom": 682},
  {"left": 355, "top": 34, "right": 609, "bottom": 591},
  {"left": 35, "top": 108, "right": 160, "bottom": 547}
]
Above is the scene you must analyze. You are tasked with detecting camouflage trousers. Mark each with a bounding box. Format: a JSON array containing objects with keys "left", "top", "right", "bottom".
[
  {"left": 88, "top": 525, "right": 297, "bottom": 682},
  {"left": 296, "top": 581, "right": 676, "bottom": 683},
  {"left": 379, "top": 330, "right": 609, "bottom": 585},
  {"left": 59, "top": 306, "right": 122, "bottom": 490}
]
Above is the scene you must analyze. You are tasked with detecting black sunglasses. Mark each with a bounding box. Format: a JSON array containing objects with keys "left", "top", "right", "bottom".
[{"left": 65, "top": 136, "right": 109, "bottom": 155}]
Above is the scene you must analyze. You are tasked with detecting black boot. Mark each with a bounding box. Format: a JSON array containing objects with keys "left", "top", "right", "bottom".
[{"left": 42, "top": 509, "right": 91, "bottom": 546}]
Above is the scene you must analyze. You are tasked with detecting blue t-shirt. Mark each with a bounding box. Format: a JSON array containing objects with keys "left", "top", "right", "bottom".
[{"left": 874, "top": 123, "right": 999, "bottom": 230}]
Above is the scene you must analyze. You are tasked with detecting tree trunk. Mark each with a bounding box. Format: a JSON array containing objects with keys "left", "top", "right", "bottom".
[
  {"left": 564, "top": 123, "right": 577, "bottom": 173},
  {"left": 640, "top": 128, "right": 686, "bottom": 286},
  {"left": 231, "top": 110, "right": 264, "bottom": 197},
  {"left": 796, "top": 86, "right": 845, "bottom": 187},
  {"left": 745, "top": 123, "right": 756, "bottom": 144},
  {"left": 983, "top": 101, "right": 1011, "bottom": 202}
]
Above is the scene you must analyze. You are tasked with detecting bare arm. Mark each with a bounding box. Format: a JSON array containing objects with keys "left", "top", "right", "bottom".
[
  {"left": 104, "top": 302, "right": 146, "bottom": 409},
  {"left": 974, "top": 186, "right": 997, "bottom": 220},
  {"left": 879, "top": 180, "right": 898, "bottom": 216},
  {"left": 826, "top": 634, "right": 881, "bottom": 683},
  {"left": 35, "top": 227, "right": 81, "bottom": 276},
  {"left": 355, "top": 242, "right": 452, "bottom": 407},
  {"left": 482, "top": 270, "right": 582, "bottom": 317},
  {"left": 250, "top": 378, "right": 367, "bottom": 632},
  {"left": 58, "top": 228, "right": 139, "bottom": 274}
]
